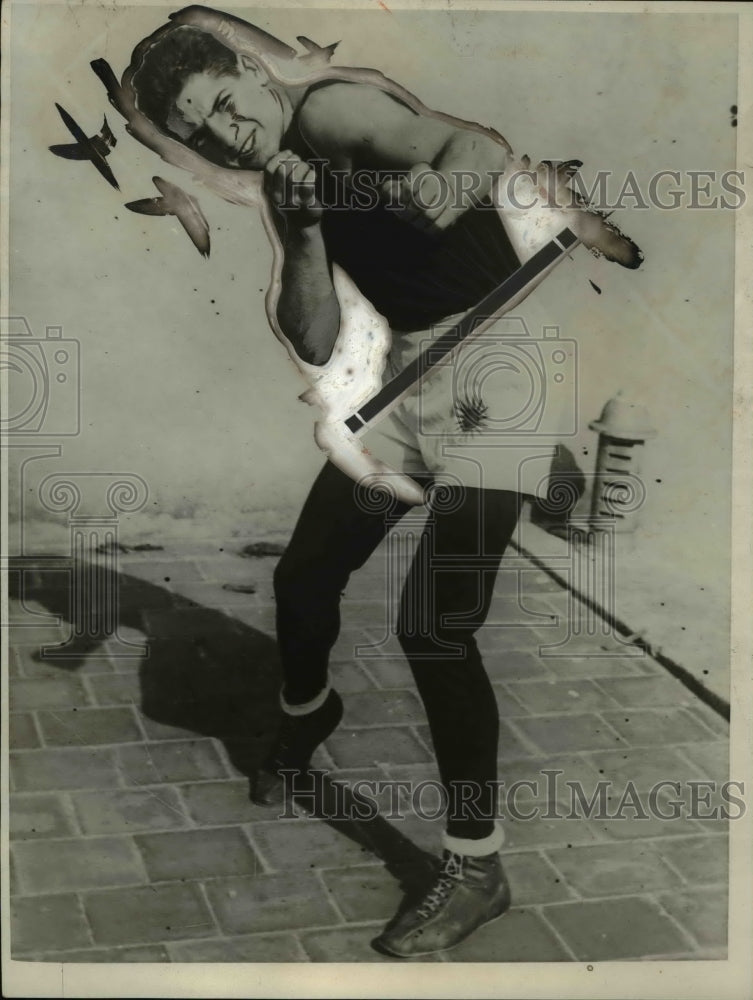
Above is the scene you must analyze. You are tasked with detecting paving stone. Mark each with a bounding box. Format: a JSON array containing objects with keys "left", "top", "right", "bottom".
[
  {"left": 511, "top": 713, "right": 626, "bottom": 754},
  {"left": 544, "top": 841, "right": 682, "bottom": 897},
  {"left": 445, "top": 906, "right": 572, "bottom": 961},
  {"left": 328, "top": 660, "right": 378, "bottom": 693},
  {"left": 31, "top": 944, "right": 170, "bottom": 962},
  {"left": 124, "top": 559, "right": 204, "bottom": 584},
  {"left": 684, "top": 703, "right": 730, "bottom": 739},
  {"left": 496, "top": 754, "right": 605, "bottom": 795},
  {"left": 592, "top": 675, "right": 698, "bottom": 707},
  {"left": 9, "top": 625, "right": 69, "bottom": 650},
  {"left": 168, "top": 933, "right": 307, "bottom": 962},
  {"left": 301, "top": 923, "right": 440, "bottom": 962},
  {"left": 599, "top": 709, "right": 718, "bottom": 747},
  {"left": 250, "top": 818, "right": 380, "bottom": 872},
  {"left": 11, "top": 747, "right": 120, "bottom": 791},
  {"left": 339, "top": 600, "right": 394, "bottom": 628},
  {"left": 16, "top": 652, "right": 116, "bottom": 678},
  {"left": 590, "top": 811, "right": 702, "bottom": 841},
  {"left": 493, "top": 593, "right": 565, "bottom": 624},
  {"left": 139, "top": 715, "right": 204, "bottom": 742},
  {"left": 584, "top": 746, "right": 707, "bottom": 790},
  {"left": 343, "top": 631, "right": 404, "bottom": 659},
  {"left": 10, "top": 792, "right": 75, "bottom": 841},
  {"left": 178, "top": 779, "right": 270, "bottom": 824},
  {"left": 546, "top": 661, "right": 651, "bottom": 682},
  {"left": 72, "top": 786, "right": 189, "bottom": 835},
  {"left": 489, "top": 684, "right": 530, "bottom": 716},
  {"left": 37, "top": 706, "right": 142, "bottom": 746},
  {"left": 12, "top": 836, "right": 147, "bottom": 894},
  {"left": 135, "top": 826, "right": 260, "bottom": 881},
  {"left": 11, "top": 894, "right": 92, "bottom": 955},
  {"left": 341, "top": 690, "right": 425, "bottom": 727},
  {"left": 227, "top": 604, "right": 277, "bottom": 634},
  {"left": 84, "top": 883, "right": 216, "bottom": 945},
  {"left": 117, "top": 740, "right": 228, "bottom": 785},
  {"left": 498, "top": 804, "right": 601, "bottom": 851},
  {"left": 484, "top": 652, "right": 552, "bottom": 681},
  {"left": 331, "top": 627, "right": 387, "bottom": 661},
  {"left": 356, "top": 763, "right": 457, "bottom": 823},
  {"left": 658, "top": 887, "right": 728, "bottom": 948},
  {"left": 321, "top": 865, "right": 404, "bottom": 922},
  {"left": 168, "top": 580, "right": 260, "bottom": 609},
  {"left": 359, "top": 657, "right": 415, "bottom": 689},
  {"left": 104, "top": 629, "right": 149, "bottom": 668},
  {"left": 501, "top": 851, "right": 575, "bottom": 905},
  {"left": 504, "top": 679, "right": 620, "bottom": 714},
  {"left": 85, "top": 672, "right": 142, "bottom": 706},
  {"left": 203, "top": 872, "right": 338, "bottom": 934},
  {"left": 541, "top": 896, "right": 691, "bottom": 960},
  {"left": 440, "top": 719, "right": 535, "bottom": 761},
  {"left": 314, "top": 772, "right": 409, "bottom": 823},
  {"left": 634, "top": 780, "right": 737, "bottom": 830},
  {"left": 478, "top": 625, "right": 553, "bottom": 654},
  {"left": 141, "top": 607, "right": 242, "bottom": 638},
  {"left": 326, "top": 727, "right": 431, "bottom": 768},
  {"left": 194, "top": 555, "right": 266, "bottom": 585},
  {"left": 9, "top": 712, "right": 40, "bottom": 749},
  {"left": 10, "top": 676, "right": 90, "bottom": 710},
  {"left": 678, "top": 742, "right": 730, "bottom": 784},
  {"left": 658, "top": 835, "right": 729, "bottom": 885}
]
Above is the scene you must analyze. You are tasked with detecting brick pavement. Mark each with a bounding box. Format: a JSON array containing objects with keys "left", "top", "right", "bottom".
[{"left": 7, "top": 538, "right": 730, "bottom": 962}]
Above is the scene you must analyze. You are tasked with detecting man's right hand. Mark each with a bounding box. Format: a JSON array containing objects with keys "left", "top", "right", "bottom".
[{"left": 263, "top": 150, "right": 323, "bottom": 228}]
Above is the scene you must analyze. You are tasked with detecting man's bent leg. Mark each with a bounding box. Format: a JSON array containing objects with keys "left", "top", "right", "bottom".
[
  {"left": 374, "top": 486, "right": 521, "bottom": 956},
  {"left": 252, "top": 461, "right": 414, "bottom": 804},
  {"left": 399, "top": 486, "right": 521, "bottom": 840},
  {"left": 274, "top": 460, "right": 414, "bottom": 703}
]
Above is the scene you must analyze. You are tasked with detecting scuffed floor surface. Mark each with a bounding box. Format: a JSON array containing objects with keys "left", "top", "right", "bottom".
[{"left": 8, "top": 537, "right": 729, "bottom": 962}]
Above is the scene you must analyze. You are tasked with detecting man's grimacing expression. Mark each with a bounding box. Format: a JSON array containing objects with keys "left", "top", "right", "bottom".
[{"left": 174, "top": 56, "right": 286, "bottom": 169}]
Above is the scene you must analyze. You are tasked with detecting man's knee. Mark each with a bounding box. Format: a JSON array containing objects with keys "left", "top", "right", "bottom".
[
  {"left": 273, "top": 554, "right": 345, "bottom": 608},
  {"left": 395, "top": 608, "right": 470, "bottom": 660},
  {"left": 273, "top": 555, "right": 305, "bottom": 605}
]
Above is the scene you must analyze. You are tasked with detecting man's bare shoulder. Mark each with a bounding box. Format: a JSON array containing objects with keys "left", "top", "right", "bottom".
[
  {"left": 297, "top": 79, "right": 454, "bottom": 168},
  {"left": 298, "top": 80, "right": 407, "bottom": 130}
]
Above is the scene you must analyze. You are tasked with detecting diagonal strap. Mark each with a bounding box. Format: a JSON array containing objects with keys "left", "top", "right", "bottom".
[{"left": 344, "top": 226, "right": 578, "bottom": 434}]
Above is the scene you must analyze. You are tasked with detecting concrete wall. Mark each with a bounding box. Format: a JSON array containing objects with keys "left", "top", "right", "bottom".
[{"left": 8, "top": 5, "right": 737, "bottom": 587}]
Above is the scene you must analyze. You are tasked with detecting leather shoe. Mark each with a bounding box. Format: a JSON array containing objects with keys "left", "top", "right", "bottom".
[
  {"left": 250, "top": 688, "right": 343, "bottom": 806},
  {"left": 373, "top": 849, "right": 511, "bottom": 957}
]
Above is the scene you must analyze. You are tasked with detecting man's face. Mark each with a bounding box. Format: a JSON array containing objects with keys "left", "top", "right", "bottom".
[{"left": 174, "top": 60, "right": 284, "bottom": 169}]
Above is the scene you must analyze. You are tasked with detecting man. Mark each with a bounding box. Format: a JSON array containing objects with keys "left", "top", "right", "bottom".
[{"left": 129, "top": 20, "right": 637, "bottom": 957}]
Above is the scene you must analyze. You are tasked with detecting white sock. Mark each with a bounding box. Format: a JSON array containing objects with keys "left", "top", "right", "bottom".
[
  {"left": 280, "top": 679, "right": 332, "bottom": 717},
  {"left": 442, "top": 823, "right": 505, "bottom": 857}
]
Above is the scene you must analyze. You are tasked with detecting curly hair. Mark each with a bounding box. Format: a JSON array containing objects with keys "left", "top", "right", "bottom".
[{"left": 131, "top": 25, "right": 240, "bottom": 134}]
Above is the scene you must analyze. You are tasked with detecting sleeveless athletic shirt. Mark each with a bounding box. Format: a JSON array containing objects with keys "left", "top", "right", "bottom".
[{"left": 280, "top": 79, "right": 520, "bottom": 332}]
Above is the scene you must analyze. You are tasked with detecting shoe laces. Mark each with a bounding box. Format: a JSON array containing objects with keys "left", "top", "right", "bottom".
[{"left": 416, "top": 852, "right": 465, "bottom": 919}]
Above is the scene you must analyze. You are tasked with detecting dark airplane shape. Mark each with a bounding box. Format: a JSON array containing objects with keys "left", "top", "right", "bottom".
[
  {"left": 90, "top": 59, "right": 123, "bottom": 109},
  {"left": 125, "top": 176, "right": 211, "bottom": 258},
  {"left": 49, "top": 104, "right": 119, "bottom": 190}
]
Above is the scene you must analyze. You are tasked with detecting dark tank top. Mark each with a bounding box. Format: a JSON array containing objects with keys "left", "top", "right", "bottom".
[{"left": 281, "top": 79, "right": 520, "bottom": 332}]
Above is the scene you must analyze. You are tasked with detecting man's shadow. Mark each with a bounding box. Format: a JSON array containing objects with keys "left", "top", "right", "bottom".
[{"left": 10, "top": 562, "right": 438, "bottom": 923}]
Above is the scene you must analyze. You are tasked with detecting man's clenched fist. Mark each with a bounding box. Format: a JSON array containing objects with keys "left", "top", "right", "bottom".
[{"left": 263, "top": 150, "right": 322, "bottom": 228}]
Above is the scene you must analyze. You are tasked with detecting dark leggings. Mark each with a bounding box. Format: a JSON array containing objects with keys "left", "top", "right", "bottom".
[{"left": 273, "top": 461, "right": 521, "bottom": 840}]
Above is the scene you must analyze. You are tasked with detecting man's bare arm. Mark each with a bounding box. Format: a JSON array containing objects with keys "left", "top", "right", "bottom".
[
  {"left": 265, "top": 150, "right": 340, "bottom": 367},
  {"left": 298, "top": 82, "right": 512, "bottom": 228}
]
